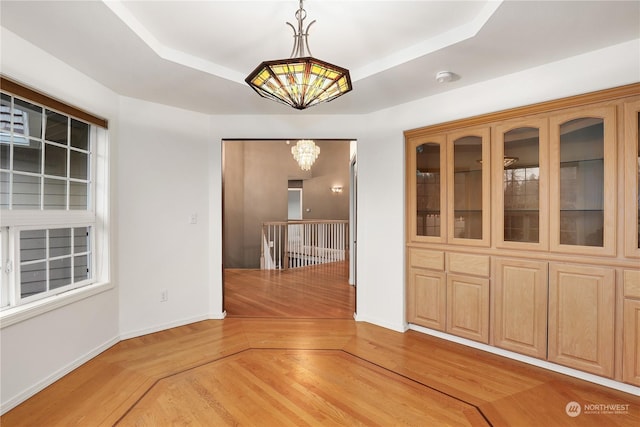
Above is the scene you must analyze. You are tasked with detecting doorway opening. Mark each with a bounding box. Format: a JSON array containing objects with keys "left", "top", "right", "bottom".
[
  {"left": 288, "top": 187, "right": 303, "bottom": 220},
  {"left": 222, "top": 139, "right": 357, "bottom": 319}
]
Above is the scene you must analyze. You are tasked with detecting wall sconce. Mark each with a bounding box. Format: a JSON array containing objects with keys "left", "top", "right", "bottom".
[{"left": 331, "top": 186, "right": 343, "bottom": 193}]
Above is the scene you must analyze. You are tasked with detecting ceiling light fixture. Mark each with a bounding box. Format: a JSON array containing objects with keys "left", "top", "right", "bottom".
[
  {"left": 291, "top": 139, "right": 320, "bottom": 170},
  {"left": 245, "top": 0, "right": 352, "bottom": 110},
  {"left": 477, "top": 157, "right": 519, "bottom": 168},
  {"left": 502, "top": 156, "right": 519, "bottom": 168},
  {"left": 435, "top": 71, "right": 458, "bottom": 83}
]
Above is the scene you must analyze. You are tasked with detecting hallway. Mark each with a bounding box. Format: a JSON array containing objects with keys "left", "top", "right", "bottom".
[{"left": 224, "top": 261, "right": 355, "bottom": 318}]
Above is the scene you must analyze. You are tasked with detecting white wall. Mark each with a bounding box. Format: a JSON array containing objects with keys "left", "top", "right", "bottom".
[
  {"left": 117, "top": 96, "right": 214, "bottom": 338},
  {"left": 0, "top": 28, "right": 120, "bottom": 412},
  {"left": 1, "top": 22, "right": 638, "bottom": 412}
]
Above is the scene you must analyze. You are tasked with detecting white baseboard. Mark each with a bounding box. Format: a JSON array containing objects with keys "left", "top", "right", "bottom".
[
  {"left": 409, "top": 324, "right": 640, "bottom": 397},
  {"left": 354, "top": 313, "right": 408, "bottom": 333},
  {"left": 3, "top": 314, "right": 229, "bottom": 415},
  {"left": 210, "top": 310, "right": 226, "bottom": 320},
  {"left": 0, "top": 335, "right": 120, "bottom": 415},
  {"left": 119, "top": 314, "right": 212, "bottom": 340}
]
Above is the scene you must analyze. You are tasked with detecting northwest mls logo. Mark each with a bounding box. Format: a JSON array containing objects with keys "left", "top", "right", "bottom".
[
  {"left": 565, "top": 401, "right": 581, "bottom": 417},
  {"left": 565, "top": 401, "right": 631, "bottom": 417}
]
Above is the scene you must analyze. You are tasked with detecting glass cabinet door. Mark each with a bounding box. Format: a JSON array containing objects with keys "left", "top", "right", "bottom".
[
  {"left": 494, "top": 119, "right": 548, "bottom": 250},
  {"left": 447, "top": 127, "right": 490, "bottom": 246},
  {"left": 550, "top": 105, "right": 616, "bottom": 255},
  {"left": 624, "top": 99, "right": 640, "bottom": 258},
  {"left": 407, "top": 135, "right": 446, "bottom": 243}
]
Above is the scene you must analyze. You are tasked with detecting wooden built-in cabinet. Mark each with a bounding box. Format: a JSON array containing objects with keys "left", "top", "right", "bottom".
[
  {"left": 447, "top": 127, "right": 491, "bottom": 247},
  {"left": 409, "top": 136, "right": 447, "bottom": 243},
  {"left": 493, "top": 258, "right": 548, "bottom": 359},
  {"left": 494, "top": 118, "right": 549, "bottom": 251},
  {"left": 624, "top": 99, "right": 640, "bottom": 259},
  {"left": 405, "top": 83, "right": 640, "bottom": 386},
  {"left": 446, "top": 273, "right": 489, "bottom": 343},
  {"left": 548, "top": 263, "right": 615, "bottom": 377},
  {"left": 549, "top": 105, "right": 617, "bottom": 256},
  {"left": 623, "top": 270, "right": 640, "bottom": 386},
  {"left": 407, "top": 248, "right": 446, "bottom": 331}
]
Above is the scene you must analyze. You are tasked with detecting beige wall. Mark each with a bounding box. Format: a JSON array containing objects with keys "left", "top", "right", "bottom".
[{"left": 223, "top": 139, "right": 350, "bottom": 268}]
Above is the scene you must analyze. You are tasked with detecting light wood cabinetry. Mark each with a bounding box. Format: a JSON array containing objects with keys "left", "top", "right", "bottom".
[
  {"left": 548, "top": 263, "right": 615, "bottom": 377},
  {"left": 624, "top": 99, "right": 640, "bottom": 259},
  {"left": 549, "top": 105, "right": 617, "bottom": 256},
  {"left": 623, "top": 270, "right": 640, "bottom": 386},
  {"left": 493, "top": 118, "right": 549, "bottom": 251},
  {"left": 447, "top": 127, "right": 491, "bottom": 247},
  {"left": 407, "top": 249, "right": 446, "bottom": 330},
  {"left": 493, "top": 258, "right": 548, "bottom": 358},
  {"left": 407, "top": 267, "right": 446, "bottom": 331},
  {"left": 405, "top": 83, "right": 640, "bottom": 386},
  {"left": 446, "top": 274, "right": 489, "bottom": 343},
  {"left": 407, "top": 135, "right": 447, "bottom": 243}
]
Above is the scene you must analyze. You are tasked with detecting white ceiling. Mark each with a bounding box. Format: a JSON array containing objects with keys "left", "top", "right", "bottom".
[{"left": 1, "top": 0, "right": 638, "bottom": 115}]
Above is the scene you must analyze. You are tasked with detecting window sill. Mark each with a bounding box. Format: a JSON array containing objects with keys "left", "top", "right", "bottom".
[{"left": 0, "top": 281, "right": 113, "bottom": 329}]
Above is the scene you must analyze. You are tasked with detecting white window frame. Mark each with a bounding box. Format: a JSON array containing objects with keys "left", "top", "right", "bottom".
[
  {"left": 0, "top": 89, "right": 110, "bottom": 327},
  {"left": 12, "top": 223, "right": 95, "bottom": 306}
]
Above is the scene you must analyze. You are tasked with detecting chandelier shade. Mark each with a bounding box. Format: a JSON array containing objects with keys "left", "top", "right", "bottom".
[
  {"left": 245, "top": 0, "right": 352, "bottom": 110},
  {"left": 246, "top": 57, "right": 352, "bottom": 110},
  {"left": 291, "top": 139, "right": 320, "bottom": 171}
]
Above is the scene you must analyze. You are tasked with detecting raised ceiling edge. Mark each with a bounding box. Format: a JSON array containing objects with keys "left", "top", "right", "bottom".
[{"left": 404, "top": 82, "right": 640, "bottom": 140}]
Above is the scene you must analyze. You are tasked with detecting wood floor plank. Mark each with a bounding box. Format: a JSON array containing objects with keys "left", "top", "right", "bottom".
[
  {"left": 480, "top": 380, "right": 640, "bottom": 427},
  {"left": 238, "top": 318, "right": 357, "bottom": 349},
  {"left": 345, "top": 323, "right": 547, "bottom": 405},
  {"left": 224, "top": 262, "right": 355, "bottom": 318},
  {"left": 3, "top": 264, "right": 638, "bottom": 426},
  {"left": 117, "top": 350, "right": 486, "bottom": 427}
]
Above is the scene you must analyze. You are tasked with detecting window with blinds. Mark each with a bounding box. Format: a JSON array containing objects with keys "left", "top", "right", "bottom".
[
  {"left": 1, "top": 93, "right": 91, "bottom": 210},
  {"left": 0, "top": 79, "right": 107, "bottom": 310}
]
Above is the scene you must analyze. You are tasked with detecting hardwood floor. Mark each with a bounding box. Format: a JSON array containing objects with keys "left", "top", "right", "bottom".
[
  {"left": 224, "top": 261, "right": 355, "bottom": 318},
  {"left": 2, "top": 264, "right": 638, "bottom": 426}
]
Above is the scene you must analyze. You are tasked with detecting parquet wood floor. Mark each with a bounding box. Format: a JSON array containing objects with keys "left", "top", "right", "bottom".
[{"left": 2, "top": 264, "right": 638, "bottom": 426}]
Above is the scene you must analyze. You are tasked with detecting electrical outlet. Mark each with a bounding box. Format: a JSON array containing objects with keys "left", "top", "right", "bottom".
[
  {"left": 189, "top": 213, "right": 198, "bottom": 224},
  {"left": 160, "top": 290, "right": 168, "bottom": 302}
]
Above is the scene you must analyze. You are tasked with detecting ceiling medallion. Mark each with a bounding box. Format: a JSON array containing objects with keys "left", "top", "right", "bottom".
[{"left": 245, "top": 0, "right": 352, "bottom": 110}]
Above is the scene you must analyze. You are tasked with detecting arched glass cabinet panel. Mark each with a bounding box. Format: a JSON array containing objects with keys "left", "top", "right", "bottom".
[
  {"left": 453, "top": 136, "right": 483, "bottom": 239},
  {"left": 407, "top": 135, "right": 446, "bottom": 243},
  {"left": 559, "top": 117, "right": 604, "bottom": 247},
  {"left": 550, "top": 106, "right": 616, "bottom": 255},
  {"left": 416, "top": 142, "right": 443, "bottom": 237},
  {"left": 447, "top": 127, "right": 490, "bottom": 246},
  {"left": 494, "top": 119, "right": 548, "bottom": 250},
  {"left": 624, "top": 100, "right": 640, "bottom": 258}
]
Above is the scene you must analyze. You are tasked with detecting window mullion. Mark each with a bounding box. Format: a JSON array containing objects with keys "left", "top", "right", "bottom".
[
  {"left": 10, "top": 227, "right": 20, "bottom": 307},
  {"left": 0, "top": 227, "right": 8, "bottom": 308},
  {"left": 40, "top": 110, "right": 45, "bottom": 210},
  {"left": 8, "top": 98, "right": 13, "bottom": 210},
  {"left": 66, "top": 118, "right": 70, "bottom": 210},
  {"left": 45, "top": 229, "right": 50, "bottom": 293},
  {"left": 71, "top": 227, "right": 75, "bottom": 284}
]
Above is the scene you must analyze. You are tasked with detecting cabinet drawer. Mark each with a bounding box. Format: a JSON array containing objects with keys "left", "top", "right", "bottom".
[
  {"left": 409, "top": 249, "right": 444, "bottom": 271},
  {"left": 447, "top": 253, "right": 490, "bottom": 277},
  {"left": 624, "top": 269, "right": 640, "bottom": 299}
]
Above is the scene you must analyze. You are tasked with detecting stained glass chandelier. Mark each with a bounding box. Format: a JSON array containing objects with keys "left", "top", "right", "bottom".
[
  {"left": 245, "top": 0, "right": 352, "bottom": 110},
  {"left": 291, "top": 139, "right": 320, "bottom": 170}
]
